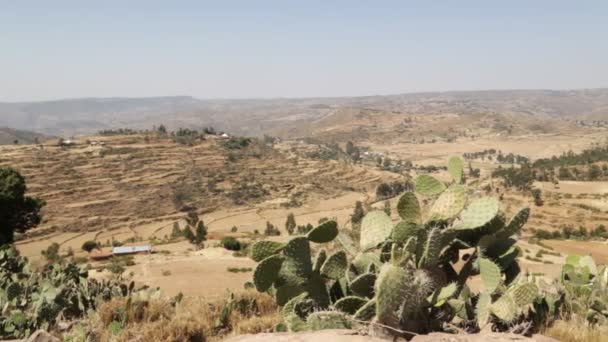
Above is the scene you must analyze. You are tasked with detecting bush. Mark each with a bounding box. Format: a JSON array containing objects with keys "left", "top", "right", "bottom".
[
  {"left": 264, "top": 222, "right": 281, "bottom": 236},
  {"left": 41, "top": 242, "right": 61, "bottom": 263},
  {"left": 82, "top": 240, "right": 100, "bottom": 253},
  {"left": 221, "top": 237, "right": 241, "bottom": 251}
]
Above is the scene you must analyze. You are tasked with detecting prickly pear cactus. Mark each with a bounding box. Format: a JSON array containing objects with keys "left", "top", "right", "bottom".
[
  {"left": 250, "top": 157, "right": 544, "bottom": 335},
  {"left": 360, "top": 211, "right": 392, "bottom": 251},
  {"left": 414, "top": 175, "right": 446, "bottom": 196}
]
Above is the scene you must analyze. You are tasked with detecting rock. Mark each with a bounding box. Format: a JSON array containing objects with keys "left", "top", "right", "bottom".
[
  {"left": 225, "top": 330, "right": 559, "bottom": 342},
  {"left": 25, "top": 331, "right": 60, "bottom": 342},
  {"left": 224, "top": 329, "right": 388, "bottom": 342},
  {"left": 410, "top": 332, "right": 559, "bottom": 342}
]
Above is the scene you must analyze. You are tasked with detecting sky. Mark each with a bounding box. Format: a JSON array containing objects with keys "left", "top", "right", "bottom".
[{"left": 1, "top": 1, "right": 607, "bottom": 102}]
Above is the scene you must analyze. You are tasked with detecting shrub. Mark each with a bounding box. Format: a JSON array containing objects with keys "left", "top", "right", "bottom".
[
  {"left": 82, "top": 240, "right": 100, "bottom": 253},
  {"left": 285, "top": 213, "right": 296, "bottom": 235},
  {"left": 264, "top": 222, "right": 280, "bottom": 236},
  {"left": 41, "top": 242, "right": 61, "bottom": 263},
  {"left": 221, "top": 237, "right": 241, "bottom": 251}
]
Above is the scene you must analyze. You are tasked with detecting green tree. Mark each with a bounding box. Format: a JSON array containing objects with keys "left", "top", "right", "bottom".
[
  {"left": 41, "top": 242, "right": 61, "bottom": 263},
  {"left": 183, "top": 226, "right": 195, "bottom": 242},
  {"left": 170, "top": 222, "right": 182, "bottom": 239},
  {"left": 194, "top": 221, "right": 208, "bottom": 246},
  {"left": 183, "top": 211, "right": 207, "bottom": 248},
  {"left": 264, "top": 221, "right": 281, "bottom": 236},
  {"left": 351, "top": 201, "right": 365, "bottom": 225},
  {"left": 0, "top": 167, "right": 45, "bottom": 245},
  {"left": 285, "top": 213, "right": 296, "bottom": 235}
]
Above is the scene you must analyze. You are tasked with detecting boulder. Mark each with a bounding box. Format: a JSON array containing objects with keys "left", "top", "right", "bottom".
[{"left": 225, "top": 330, "right": 559, "bottom": 342}]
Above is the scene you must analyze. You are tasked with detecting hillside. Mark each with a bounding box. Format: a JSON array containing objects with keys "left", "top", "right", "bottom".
[
  {"left": 0, "top": 134, "right": 403, "bottom": 259},
  {"left": 2, "top": 88, "right": 608, "bottom": 138},
  {"left": 0, "top": 127, "right": 53, "bottom": 145}
]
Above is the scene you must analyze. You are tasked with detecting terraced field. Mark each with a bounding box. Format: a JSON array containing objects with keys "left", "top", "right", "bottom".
[{"left": 0, "top": 134, "right": 403, "bottom": 259}]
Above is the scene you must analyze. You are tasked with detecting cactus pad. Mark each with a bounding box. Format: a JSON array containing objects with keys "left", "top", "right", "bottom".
[
  {"left": 351, "top": 299, "right": 374, "bottom": 322},
  {"left": 306, "top": 273, "right": 331, "bottom": 308},
  {"left": 376, "top": 264, "right": 412, "bottom": 325},
  {"left": 349, "top": 273, "right": 376, "bottom": 298},
  {"left": 284, "top": 313, "right": 310, "bottom": 332},
  {"left": 313, "top": 249, "right": 327, "bottom": 273},
  {"left": 307, "top": 311, "right": 351, "bottom": 330},
  {"left": 476, "top": 291, "right": 491, "bottom": 328},
  {"left": 432, "top": 282, "right": 457, "bottom": 307},
  {"left": 397, "top": 192, "right": 422, "bottom": 223},
  {"left": 511, "top": 282, "right": 539, "bottom": 306},
  {"left": 320, "top": 251, "right": 347, "bottom": 280},
  {"left": 276, "top": 284, "right": 306, "bottom": 306},
  {"left": 250, "top": 240, "right": 285, "bottom": 262},
  {"left": 448, "top": 156, "right": 464, "bottom": 184},
  {"left": 490, "top": 295, "right": 518, "bottom": 322},
  {"left": 360, "top": 211, "right": 393, "bottom": 251},
  {"left": 281, "top": 292, "right": 308, "bottom": 318},
  {"left": 253, "top": 255, "right": 284, "bottom": 292},
  {"left": 334, "top": 296, "right": 368, "bottom": 314},
  {"left": 499, "top": 207, "right": 530, "bottom": 239},
  {"left": 282, "top": 237, "right": 313, "bottom": 279},
  {"left": 430, "top": 184, "right": 466, "bottom": 221},
  {"left": 414, "top": 175, "right": 447, "bottom": 196},
  {"left": 479, "top": 258, "right": 501, "bottom": 293},
  {"left": 458, "top": 197, "right": 500, "bottom": 230},
  {"left": 392, "top": 221, "right": 420, "bottom": 243},
  {"left": 307, "top": 220, "right": 339, "bottom": 243},
  {"left": 352, "top": 252, "right": 381, "bottom": 274},
  {"left": 417, "top": 227, "right": 444, "bottom": 269}
]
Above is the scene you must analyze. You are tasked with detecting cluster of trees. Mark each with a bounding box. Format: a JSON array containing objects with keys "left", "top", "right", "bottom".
[
  {"left": 532, "top": 224, "right": 608, "bottom": 240},
  {"left": 463, "top": 149, "right": 529, "bottom": 164},
  {"left": 174, "top": 212, "right": 207, "bottom": 248},
  {"left": 376, "top": 180, "right": 413, "bottom": 199},
  {"left": 306, "top": 141, "right": 364, "bottom": 163},
  {"left": 491, "top": 164, "right": 535, "bottom": 190},
  {"left": 534, "top": 144, "right": 608, "bottom": 169},
  {"left": 264, "top": 221, "right": 281, "bottom": 236},
  {"left": 284, "top": 213, "right": 316, "bottom": 235},
  {"left": 223, "top": 136, "right": 252, "bottom": 150},
  {"left": 173, "top": 128, "right": 204, "bottom": 146},
  {"left": 98, "top": 128, "right": 141, "bottom": 135}
]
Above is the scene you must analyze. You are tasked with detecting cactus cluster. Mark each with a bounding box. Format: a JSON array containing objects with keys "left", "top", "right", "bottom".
[
  {"left": 249, "top": 157, "right": 546, "bottom": 335},
  {"left": 560, "top": 254, "right": 608, "bottom": 325},
  {"left": 0, "top": 246, "right": 150, "bottom": 339}
]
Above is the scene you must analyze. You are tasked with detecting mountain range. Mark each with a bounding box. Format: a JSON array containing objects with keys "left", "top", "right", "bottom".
[{"left": 1, "top": 89, "right": 608, "bottom": 138}]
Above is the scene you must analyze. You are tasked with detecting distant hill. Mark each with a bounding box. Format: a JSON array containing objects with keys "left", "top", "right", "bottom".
[
  {"left": 0, "top": 127, "right": 53, "bottom": 145},
  {"left": 1, "top": 89, "right": 608, "bottom": 137}
]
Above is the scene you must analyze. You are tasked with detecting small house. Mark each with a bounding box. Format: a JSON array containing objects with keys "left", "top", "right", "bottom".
[{"left": 112, "top": 245, "right": 152, "bottom": 256}]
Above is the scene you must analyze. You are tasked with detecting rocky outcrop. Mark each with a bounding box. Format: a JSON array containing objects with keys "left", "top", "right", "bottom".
[{"left": 224, "top": 330, "right": 559, "bottom": 342}]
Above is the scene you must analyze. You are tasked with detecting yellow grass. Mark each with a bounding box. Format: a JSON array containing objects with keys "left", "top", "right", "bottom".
[
  {"left": 75, "top": 290, "right": 280, "bottom": 342},
  {"left": 544, "top": 318, "right": 608, "bottom": 342}
]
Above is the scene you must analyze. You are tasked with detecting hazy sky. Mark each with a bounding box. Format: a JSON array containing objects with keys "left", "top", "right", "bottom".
[{"left": 2, "top": 1, "right": 607, "bottom": 101}]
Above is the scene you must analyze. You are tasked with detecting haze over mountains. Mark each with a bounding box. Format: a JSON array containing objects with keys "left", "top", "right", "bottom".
[{"left": 2, "top": 88, "right": 608, "bottom": 138}]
